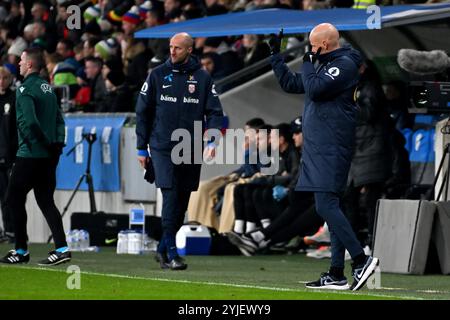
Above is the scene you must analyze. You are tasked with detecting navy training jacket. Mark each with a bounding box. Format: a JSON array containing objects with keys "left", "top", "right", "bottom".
[
  {"left": 271, "top": 46, "right": 362, "bottom": 193},
  {"left": 135, "top": 56, "right": 224, "bottom": 189}
]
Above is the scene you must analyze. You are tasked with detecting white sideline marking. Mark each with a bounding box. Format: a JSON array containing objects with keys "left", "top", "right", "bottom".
[
  {"left": 298, "top": 280, "right": 450, "bottom": 295},
  {"left": 0, "top": 265, "right": 425, "bottom": 300}
]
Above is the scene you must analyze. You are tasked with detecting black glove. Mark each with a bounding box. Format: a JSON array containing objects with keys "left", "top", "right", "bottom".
[
  {"left": 303, "top": 47, "right": 322, "bottom": 64},
  {"left": 48, "top": 142, "right": 65, "bottom": 157},
  {"left": 144, "top": 157, "right": 155, "bottom": 184},
  {"left": 268, "top": 28, "right": 284, "bottom": 55}
]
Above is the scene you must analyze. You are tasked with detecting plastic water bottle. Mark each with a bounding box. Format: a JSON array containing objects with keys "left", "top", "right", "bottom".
[
  {"left": 78, "top": 230, "right": 87, "bottom": 251},
  {"left": 66, "top": 230, "right": 74, "bottom": 250},
  {"left": 128, "top": 231, "right": 143, "bottom": 255},
  {"left": 116, "top": 230, "right": 128, "bottom": 254},
  {"left": 71, "top": 229, "right": 80, "bottom": 251}
]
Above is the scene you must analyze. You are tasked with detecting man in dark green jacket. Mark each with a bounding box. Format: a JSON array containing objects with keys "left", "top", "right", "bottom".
[{"left": 0, "top": 48, "right": 71, "bottom": 266}]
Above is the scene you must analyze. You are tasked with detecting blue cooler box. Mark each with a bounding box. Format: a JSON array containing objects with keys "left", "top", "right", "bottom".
[{"left": 176, "top": 225, "right": 211, "bottom": 256}]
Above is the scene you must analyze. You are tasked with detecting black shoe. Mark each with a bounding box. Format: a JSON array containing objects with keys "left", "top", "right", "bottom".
[
  {"left": 227, "top": 231, "right": 258, "bottom": 256},
  {"left": 306, "top": 272, "right": 350, "bottom": 290},
  {"left": 0, "top": 250, "right": 30, "bottom": 264},
  {"left": 351, "top": 255, "right": 379, "bottom": 291},
  {"left": 168, "top": 256, "right": 187, "bottom": 270},
  {"left": 38, "top": 250, "right": 71, "bottom": 266},
  {"left": 154, "top": 252, "right": 169, "bottom": 269}
]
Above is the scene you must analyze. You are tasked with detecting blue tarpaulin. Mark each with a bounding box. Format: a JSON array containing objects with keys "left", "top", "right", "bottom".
[
  {"left": 56, "top": 115, "right": 127, "bottom": 192},
  {"left": 135, "top": 4, "right": 450, "bottom": 39}
]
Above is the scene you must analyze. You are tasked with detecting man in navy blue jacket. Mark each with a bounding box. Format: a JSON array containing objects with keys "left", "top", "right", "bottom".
[
  {"left": 269, "top": 23, "right": 379, "bottom": 291},
  {"left": 136, "top": 32, "right": 224, "bottom": 270}
]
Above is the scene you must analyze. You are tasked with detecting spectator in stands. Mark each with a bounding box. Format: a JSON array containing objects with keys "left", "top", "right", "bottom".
[
  {"left": 30, "top": 1, "right": 57, "bottom": 52},
  {"left": 232, "top": 123, "right": 274, "bottom": 235},
  {"left": 121, "top": 5, "right": 150, "bottom": 90},
  {"left": 252, "top": 123, "right": 300, "bottom": 227},
  {"left": 30, "top": 21, "right": 49, "bottom": 51},
  {"left": 99, "top": 70, "right": 133, "bottom": 113},
  {"left": 144, "top": 2, "right": 169, "bottom": 71},
  {"left": 0, "top": 66, "right": 17, "bottom": 244},
  {"left": 83, "top": 37, "right": 100, "bottom": 60},
  {"left": 236, "top": 34, "right": 271, "bottom": 82},
  {"left": 84, "top": 56, "right": 107, "bottom": 112},
  {"left": 203, "top": 37, "right": 243, "bottom": 77},
  {"left": 164, "top": 0, "right": 183, "bottom": 19},
  {"left": 228, "top": 117, "right": 324, "bottom": 256},
  {"left": 45, "top": 52, "right": 64, "bottom": 82},
  {"left": 187, "top": 118, "right": 265, "bottom": 234}
]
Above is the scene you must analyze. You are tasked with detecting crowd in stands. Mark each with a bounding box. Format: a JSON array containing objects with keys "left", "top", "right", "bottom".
[{"left": 0, "top": 0, "right": 446, "bottom": 113}]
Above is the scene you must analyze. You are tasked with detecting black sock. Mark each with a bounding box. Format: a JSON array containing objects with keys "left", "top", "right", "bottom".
[
  {"left": 353, "top": 253, "right": 367, "bottom": 267},
  {"left": 329, "top": 266, "right": 344, "bottom": 279}
]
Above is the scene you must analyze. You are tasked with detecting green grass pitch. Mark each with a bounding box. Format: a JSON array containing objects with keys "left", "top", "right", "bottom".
[{"left": 0, "top": 244, "right": 449, "bottom": 300}]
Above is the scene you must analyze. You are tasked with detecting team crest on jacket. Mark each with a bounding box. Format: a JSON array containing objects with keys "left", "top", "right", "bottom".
[
  {"left": 188, "top": 84, "right": 196, "bottom": 93},
  {"left": 41, "top": 83, "right": 52, "bottom": 93}
]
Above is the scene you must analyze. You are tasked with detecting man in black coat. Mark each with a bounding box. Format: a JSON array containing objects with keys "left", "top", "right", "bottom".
[
  {"left": 0, "top": 67, "right": 17, "bottom": 243},
  {"left": 136, "top": 33, "right": 224, "bottom": 270},
  {"left": 269, "top": 23, "right": 379, "bottom": 291}
]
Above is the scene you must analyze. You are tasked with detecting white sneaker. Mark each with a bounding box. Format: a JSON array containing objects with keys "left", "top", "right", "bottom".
[
  {"left": 306, "top": 246, "right": 332, "bottom": 259},
  {"left": 304, "top": 224, "right": 331, "bottom": 245}
]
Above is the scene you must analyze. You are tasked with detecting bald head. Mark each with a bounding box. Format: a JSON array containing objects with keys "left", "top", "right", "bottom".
[
  {"left": 309, "top": 23, "right": 340, "bottom": 55},
  {"left": 170, "top": 32, "right": 194, "bottom": 64}
]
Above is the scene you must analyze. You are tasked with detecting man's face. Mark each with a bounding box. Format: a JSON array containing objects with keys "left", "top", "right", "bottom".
[
  {"left": 31, "top": 4, "right": 45, "bottom": 20},
  {"left": 257, "top": 130, "right": 270, "bottom": 151},
  {"left": 122, "top": 21, "right": 136, "bottom": 36},
  {"left": 309, "top": 34, "right": 325, "bottom": 55},
  {"left": 293, "top": 132, "right": 303, "bottom": 148},
  {"left": 201, "top": 57, "right": 214, "bottom": 74},
  {"left": 85, "top": 61, "right": 99, "bottom": 79},
  {"left": 170, "top": 36, "right": 192, "bottom": 64},
  {"left": 83, "top": 41, "right": 94, "bottom": 58},
  {"left": 165, "top": 0, "right": 179, "bottom": 13},
  {"left": 270, "top": 130, "right": 283, "bottom": 151},
  {"left": 145, "top": 12, "right": 158, "bottom": 27},
  {"left": 0, "top": 72, "right": 12, "bottom": 91},
  {"left": 19, "top": 52, "right": 30, "bottom": 76},
  {"left": 56, "top": 42, "right": 68, "bottom": 58}
]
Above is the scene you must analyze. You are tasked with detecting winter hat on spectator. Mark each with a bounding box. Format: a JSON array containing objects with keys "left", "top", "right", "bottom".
[
  {"left": 139, "top": 1, "right": 153, "bottom": 19},
  {"left": 106, "top": 70, "right": 125, "bottom": 87},
  {"left": 83, "top": 4, "right": 101, "bottom": 23},
  {"left": 95, "top": 38, "right": 119, "bottom": 61},
  {"left": 290, "top": 116, "right": 302, "bottom": 134},
  {"left": 7, "top": 37, "right": 28, "bottom": 58},
  {"left": 3, "top": 63, "right": 17, "bottom": 77},
  {"left": 123, "top": 5, "right": 141, "bottom": 25},
  {"left": 52, "top": 62, "right": 77, "bottom": 86}
]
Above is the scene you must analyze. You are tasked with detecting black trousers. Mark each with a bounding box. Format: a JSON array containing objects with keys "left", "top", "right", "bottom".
[
  {"left": 233, "top": 184, "right": 260, "bottom": 224},
  {"left": 263, "top": 191, "right": 323, "bottom": 244},
  {"left": 0, "top": 168, "right": 14, "bottom": 234},
  {"left": 6, "top": 157, "right": 67, "bottom": 250}
]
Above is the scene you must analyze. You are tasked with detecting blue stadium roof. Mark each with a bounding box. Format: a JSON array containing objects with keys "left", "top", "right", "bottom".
[{"left": 135, "top": 4, "right": 450, "bottom": 39}]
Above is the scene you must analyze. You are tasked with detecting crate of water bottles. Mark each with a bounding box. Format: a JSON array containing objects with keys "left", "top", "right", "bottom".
[
  {"left": 66, "top": 229, "right": 99, "bottom": 252},
  {"left": 116, "top": 230, "right": 157, "bottom": 255}
]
